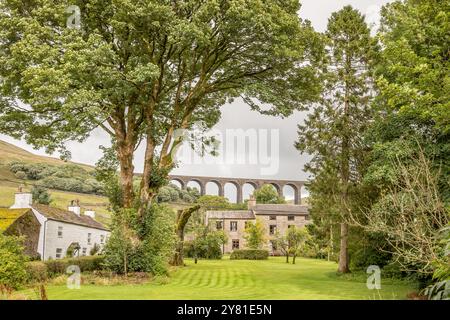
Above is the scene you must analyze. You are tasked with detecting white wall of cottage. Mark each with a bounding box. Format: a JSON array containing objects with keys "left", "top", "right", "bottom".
[{"left": 43, "top": 220, "right": 109, "bottom": 260}]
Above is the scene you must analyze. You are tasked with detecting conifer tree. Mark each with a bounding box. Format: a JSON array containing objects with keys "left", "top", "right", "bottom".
[{"left": 296, "top": 6, "right": 375, "bottom": 273}]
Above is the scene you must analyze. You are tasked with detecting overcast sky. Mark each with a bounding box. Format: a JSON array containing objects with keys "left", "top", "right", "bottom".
[{"left": 0, "top": 0, "right": 394, "bottom": 200}]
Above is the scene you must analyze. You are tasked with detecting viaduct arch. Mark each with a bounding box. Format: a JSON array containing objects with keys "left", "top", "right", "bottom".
[{"left": 169, "top": 175, "right": 306, "bottom": 204}]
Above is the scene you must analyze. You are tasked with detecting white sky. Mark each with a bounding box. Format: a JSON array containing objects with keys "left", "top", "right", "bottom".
[{"left": 0, "top": 0, "right": 394, "bottom": 201}]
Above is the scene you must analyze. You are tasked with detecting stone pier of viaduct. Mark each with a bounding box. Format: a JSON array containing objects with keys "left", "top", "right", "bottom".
[{"left": 169, "top": 175, "right": 306, "bottom": 205}]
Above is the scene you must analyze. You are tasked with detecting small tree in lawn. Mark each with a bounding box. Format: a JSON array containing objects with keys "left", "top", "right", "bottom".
[
  {"left": 244, "top": 219, "right": 266, "bottom": 249},
  {"left": 274, "top": 232, "right": 290, "bottom": 263},
  {"left": 287, "top": 227, "right": 310, "bottom": 264}
]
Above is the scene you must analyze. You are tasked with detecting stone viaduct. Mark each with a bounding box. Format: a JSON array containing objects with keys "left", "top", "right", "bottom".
[{"left": 169, "top": 175, "right": 306, "bottom": 205}]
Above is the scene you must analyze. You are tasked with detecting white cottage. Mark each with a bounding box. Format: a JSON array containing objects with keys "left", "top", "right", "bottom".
[{"left": 8, "top": 191, "right": 110, "bottom": 260}]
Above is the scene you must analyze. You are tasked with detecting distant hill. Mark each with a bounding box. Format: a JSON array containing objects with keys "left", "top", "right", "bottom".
[
  {"left": 0, "top": 140, "right": 110, "bottom": 224},
  {"left": 0, "top": 140, "right": 94, "bottom": 169}
]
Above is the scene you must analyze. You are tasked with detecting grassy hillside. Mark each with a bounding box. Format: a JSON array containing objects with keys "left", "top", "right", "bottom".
[
  {"left": 0, "top": 140, "right": 94, "bottom": 169},
  {"left": 0, "top": 140, "right": 111, "bottom": 225}
]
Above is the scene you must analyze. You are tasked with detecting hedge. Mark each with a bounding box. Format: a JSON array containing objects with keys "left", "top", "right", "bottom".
[
  {"left": 25, "top": 256, "right": 105, "bottom": 282},
  {"left": 230, "top": 249, "right": 269, "bottom": 260}
]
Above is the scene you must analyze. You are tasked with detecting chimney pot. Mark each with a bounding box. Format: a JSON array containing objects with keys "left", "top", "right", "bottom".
[{"left": 248, "top": 195, "right": 256, "bottom": 210}]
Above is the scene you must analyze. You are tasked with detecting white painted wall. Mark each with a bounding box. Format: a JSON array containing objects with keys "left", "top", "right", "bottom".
[{"left": 43, "top": 220, "right": 109, "bottom": 260}]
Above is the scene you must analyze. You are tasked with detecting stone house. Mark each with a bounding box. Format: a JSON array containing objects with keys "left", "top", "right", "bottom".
[
  {"left": 206, "top": 197, "right": 310, "bottom": 254},
  {"left": 0, "top": 191, "right": 110, "bottom": 260}
]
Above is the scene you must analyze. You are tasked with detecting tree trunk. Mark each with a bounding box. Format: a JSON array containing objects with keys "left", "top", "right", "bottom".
[
  {"left": 328, "top": 224, "right": 333, "bottom": 262},
  {"left": 170, "top": 206, "right": 200, "bottom": 266},
  {"left": 292, "top": 254, "right": 296, "bottom": 264},
  {"left": 116, "top": 139, "right": 136, "bottom": 209},
  {"left": 285, "top": 253, "right": 289, "bottom": 263},
  {"left": 338, "top": 222, "right": 350, "bottom": 273}
]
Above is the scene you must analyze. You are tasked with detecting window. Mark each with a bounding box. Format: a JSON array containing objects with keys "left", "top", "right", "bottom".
[
  {"left": 269, "top": 215, "right": 276, "bottom": 221},
  {"left": 245, "top": 221, "right": 252, "bottom": 229},
  {"left": 230, "top": 221, "right": 238, "bottom": 232},
  {"left": 288, "top": 215, "right": 295, "bottom": 221},
  {"left": 87, "top": 233, "right": 92, "bottom": 245},
  {"left": 269, "top": 225, "right": 276, "bottom": 235},
  {"left": 232, "top": 239, "right": 240, "bottom": 250},
  {"left": 57, "top": 226, "right": 63, "bottom": 238},
  {"left": 55, "top": 248, "right": 62, "bottom": 259},
  {"left": 216, "top": 221, "right": 223, "bottom": 230},
  {"left": 82, "top": 248, "right": 87, "bottom": 256},
  {"left": 100, "top": 235, "right": 105, "bottom": 244},
  {"left": 305, "top": 215, "right": 311, "bottom": 221}
]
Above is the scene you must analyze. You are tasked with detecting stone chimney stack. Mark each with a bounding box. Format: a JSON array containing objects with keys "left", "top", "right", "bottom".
[
  {"left": 10, "top": 187, "right": 32, "bottom": 209},
  {"left": 248, "top": 195, "right": 256, "bottom": 210},
  {"left": 68, "top": 199, "right": 81, "bottom": 216}
]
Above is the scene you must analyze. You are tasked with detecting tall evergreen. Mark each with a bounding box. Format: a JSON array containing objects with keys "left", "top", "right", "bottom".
[{"left": 296, "top": 6, "right": 375, "bottom": 273}]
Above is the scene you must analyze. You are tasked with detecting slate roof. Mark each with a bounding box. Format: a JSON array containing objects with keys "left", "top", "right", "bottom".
[
  {"left": 205, "top": 204, "right": 310, "bottom": 220},
  {"left": 206, "top": 210, "right": 255, "bottom": 220},
  {"left": 32, "top": 204, "right": 109, "bottom": 231},
  {"left": 253, "top": 204, "right": 309, "bottom": 215},
  {"left": 0, "top": 208, "right": 31, "bottom": 232}
]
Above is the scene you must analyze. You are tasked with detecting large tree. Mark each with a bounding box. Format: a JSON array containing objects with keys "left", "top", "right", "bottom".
[
  {"left": 296, "top": 6, "right": 375, "bottom": 273},
  {"left": 0, "top": 0, "right": 323, "bottom": 220}
]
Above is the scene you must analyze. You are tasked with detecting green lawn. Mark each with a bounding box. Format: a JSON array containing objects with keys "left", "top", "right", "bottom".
[{"left": 22, "top": 257, "right": 417, "bottom": 300}]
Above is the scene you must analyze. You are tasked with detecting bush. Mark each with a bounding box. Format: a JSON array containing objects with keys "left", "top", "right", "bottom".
[
  {"left": 14, "top": 170, "right": 27, "bottom": 180},
  {"left": 230, "top": 249, "right": 269, "bottom": 260},
  {"left": 103, "top": 204, "right": 176, "bottom": 275},
  {"left": 31, "top": 185, "right": 52, "bottom": 205},
  {"left": 0, "top": 235, "right": 28, "bottom": 290},
  {"left": 25, "top": 261, "right": 48, "bottom": 283},
  {"left": 349, "top": 247, "right": 391, "bottom": 271},
  {"left": 184, "top": 238, "right": 223, "bottom": 260},
  {"left": 45, "top": 256, "right": 105, "bottom": 276}
]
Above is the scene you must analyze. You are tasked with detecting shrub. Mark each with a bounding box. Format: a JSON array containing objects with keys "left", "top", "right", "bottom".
[
  {"left": 14, "top": 170, "right": 27, "bottom": 180},
  {"left": 350, "top": 247, "right": 391, "bottom": 272},
  {"left": 0, "top": 235, "right": 28, "bottom": 290},
  {"left": 25, "top": 261, "right": 48, "bottom": 283},
  {"left": 184, "top": 237, "right": 223, "bottom": 260},
  {"left": 103, "top": 204, "right": 176, "bottom": 275},
  {"left": 45, "top": 256, "right": 105, "bottom": 276},
  {"left": 90, "top": 243, "right": 101, "bottom": 256},
  {"left": 31, "top": 185, "right": 52, "bottom": 205},
  {"left": 230, "top": 249, "right": 269, "bottom": 260}
]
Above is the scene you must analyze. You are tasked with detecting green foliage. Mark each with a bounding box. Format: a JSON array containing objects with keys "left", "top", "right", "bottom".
[
  {"left": 349, "top": 247, "right": 392, "bottom": 272},
  {"left": 184, "top": 230, "right": 226, "bottom": 260},
  {"left": 90, "top": 243, "right": 101, "bottom": 256},
  {"left": 103, "top": 204, "right": 176, "bottom": 275},
  {"left": 230, "top": 249, "right": 269, "bottom": 260},
  {"left": 244, "top": 219, "right": 266, "bottom": 249},
  {"left": 9, "top": 161, "right": 104, "bottom": 195},
  {"left": 31, "top": 185, "right": 52, "bottom": 205},
  {"left": 296, "top": 5, "right": 376, "bottom": 272},
  {"left": 25, "top": 261, "right": 48, "bottom": 283},
  {"left": 196, "top": 195, "right": 230, "bottom": 210},
  {"left": 0, "top": 234, "right": 28, "bottom": 290},
  {"left": 44, "top": 256, "right": 105, "bottom": 277},
  {"left": 0, "top": 0, "right": 323, "bottom": 212},
  {"left": 253, "top": 185, "right": 285, "bottom": 204},
  {"left": 287, "top": 227, "right": 310, "bottom": 256}
]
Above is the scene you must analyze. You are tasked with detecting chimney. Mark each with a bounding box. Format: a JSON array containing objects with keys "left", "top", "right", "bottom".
[
  {"left": 84, "top": 210, "right": 96, "bottom": 219},
  {"left": 10, "top": 187, "right": 32, "bottom": 209},
  {"left": 68, "top": 199, "right": 81, "bottom": 216},
  {"left": 248, "top": 195, "right": 256, "bottom": 210}
]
